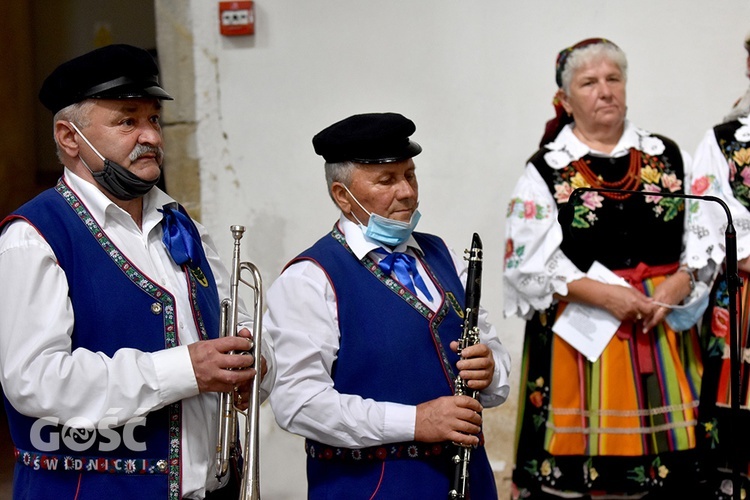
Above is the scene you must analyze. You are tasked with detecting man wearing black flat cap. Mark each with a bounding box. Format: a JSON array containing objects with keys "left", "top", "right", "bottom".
[
  {"left": 265, "top": 112, "right": 511, "bottom": 498},
  {"left": 0, "top": 44, "right": 273, "bottom": 499}
]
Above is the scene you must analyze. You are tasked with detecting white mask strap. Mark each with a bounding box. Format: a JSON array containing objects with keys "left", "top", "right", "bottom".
[
  {"left": 341, "top": 184, "right": 372, "bottom": 217},
  {"left": 68, "top": 122, "right": 106, "bottom": 162}
]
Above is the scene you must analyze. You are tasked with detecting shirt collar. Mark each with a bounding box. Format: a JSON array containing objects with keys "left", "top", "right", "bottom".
[
  {"left": 337, "top": 212, "right": 422, "bottom": 261},
  {"left": 63, "top": 167, "right": 177, "bottom": 233},
  {"left": 544, "top": 119, "right": 659, "bottom": 163}
]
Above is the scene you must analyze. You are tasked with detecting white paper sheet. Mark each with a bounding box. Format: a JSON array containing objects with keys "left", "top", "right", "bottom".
[{"left": 551, "top": 261, "right": 629, "bottom": 362}]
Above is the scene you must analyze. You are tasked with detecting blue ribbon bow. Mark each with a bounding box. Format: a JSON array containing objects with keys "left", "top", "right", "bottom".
[
  {"left": 378, "top": 251, "right": 433, "bottom": 301},
  {"left": 159, "top": 205, "right": 203, "bottom": 268}
]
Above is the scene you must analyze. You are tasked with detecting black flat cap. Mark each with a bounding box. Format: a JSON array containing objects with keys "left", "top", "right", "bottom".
[
  {"left": 312, "top": 112, "right": 422, "bottom": 164},
  {"left": 39, "top": 44, "right": 173, "bottom": 113}
]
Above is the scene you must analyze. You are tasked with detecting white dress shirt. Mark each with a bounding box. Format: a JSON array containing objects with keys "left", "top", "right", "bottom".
[
  {"left": 0, "top": 169, "right": 274, "bottom": 498},
  {"left": 266, "top": 214, "right": 511, "bottom": 449}
]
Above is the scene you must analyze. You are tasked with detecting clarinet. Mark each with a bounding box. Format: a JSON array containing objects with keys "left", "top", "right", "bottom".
[{"left": 448, "top": 233, "right": 483, "bottom": 500}]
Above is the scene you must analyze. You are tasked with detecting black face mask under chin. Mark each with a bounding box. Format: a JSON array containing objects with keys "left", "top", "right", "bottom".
[
  {"left": 69, "top": 122, "right": 161, "bottom": 201},
  {"left": 90, "top": 158, "right": 161, "bottom": 200}
]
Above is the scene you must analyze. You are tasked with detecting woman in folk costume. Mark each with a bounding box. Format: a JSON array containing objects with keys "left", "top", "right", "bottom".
[
  {"left": 504, "top": 38, "right": 709, "bottom": 498},
  {"left": 689, "top": 33, "right": 750, "bottom": 497}
]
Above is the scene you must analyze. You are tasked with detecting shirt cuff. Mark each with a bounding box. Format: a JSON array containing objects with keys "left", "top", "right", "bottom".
[
  {"left": 383, "top": 402, "right": 417, "bottom": 442},
  {"left": 259, "top": 337, "right": 275, "bottom": 401},
  {"left": 151, "top": 345, "right": 200, "bottom": 405}
]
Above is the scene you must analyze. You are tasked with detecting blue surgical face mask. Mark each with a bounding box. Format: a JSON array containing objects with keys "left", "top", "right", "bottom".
[
  {"left": 656, "top": 281, "right": 710, "bottom": 331},
  {"left": 342, "top": 185, "right": 420, "bottom": 247}
]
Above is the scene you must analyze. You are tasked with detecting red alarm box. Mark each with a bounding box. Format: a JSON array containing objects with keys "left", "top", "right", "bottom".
[{"left": 219, "top": 1, "right": 254, "bottom": 36}]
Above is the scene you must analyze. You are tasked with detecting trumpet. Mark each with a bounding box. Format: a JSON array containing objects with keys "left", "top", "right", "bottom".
[{"left": 215, "top": 225, "right": 263, "bottom": 500}]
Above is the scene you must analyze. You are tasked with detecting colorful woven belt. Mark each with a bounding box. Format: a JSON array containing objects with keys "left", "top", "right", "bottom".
[
  {"left": 305, "top": 440, "right": 456, "bottom": 462},
  {"left": 15, "top": 447, "right": 169, "bottom": 474}
]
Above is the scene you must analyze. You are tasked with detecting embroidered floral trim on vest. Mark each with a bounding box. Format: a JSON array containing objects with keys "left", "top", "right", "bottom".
[
  {"left": 330, "top": 227, "right": 435, "bottom": 319},
  {"left": 715, "top": 120, "right": 750, "bottom": 208},
  {"left": 329, "top": 226, "right": 459, "bottom": 389},
  {"left": 305, "top": 439, "right": 451, "bottom": 462},
  {"left": 185, "top": 271, "right": 210, "bottom": 341},
  {"left": 56, "top": 180, "right": 183, "bottom": 500},
  {"left": 546, "top": 150, "right": 683, "bottom": 229}
]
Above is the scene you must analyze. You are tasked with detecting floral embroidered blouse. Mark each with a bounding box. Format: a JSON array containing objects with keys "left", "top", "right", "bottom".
[
  {"left": 504, "top": 121, "right": 692, "bottom": 320},
  {"left": 687, "top": 115, "right": 750, "bottom": 272}
]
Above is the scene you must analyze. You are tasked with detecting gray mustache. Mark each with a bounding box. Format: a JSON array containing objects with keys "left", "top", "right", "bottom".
[{"left": 130, "top": 144, "right": 163, "bottom": 163}]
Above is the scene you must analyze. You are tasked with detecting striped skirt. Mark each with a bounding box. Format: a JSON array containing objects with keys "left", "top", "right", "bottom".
[{"left": 512, "top": 272, "right": 704, "bottom": 497}]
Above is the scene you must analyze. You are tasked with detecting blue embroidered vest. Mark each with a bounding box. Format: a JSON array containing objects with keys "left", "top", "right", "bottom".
[
  {"left": 291, "top": 226, "right": 498, "bottom": 499},
  {"left": 1, "top": 180, "right": 220, "bottom": 500}
]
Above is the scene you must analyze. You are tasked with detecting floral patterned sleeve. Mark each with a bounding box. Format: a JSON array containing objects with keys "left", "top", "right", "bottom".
[
  {"left": 687, "top": 128, "right": 750, "bottom": 271},
  {"left": 503, "top": 162, "right": 585, "bottom": 320}
]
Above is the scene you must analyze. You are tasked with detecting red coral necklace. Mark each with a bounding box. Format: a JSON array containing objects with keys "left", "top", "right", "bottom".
[{"left": 573, "top": 148, "right": 642, "bottom": 200}]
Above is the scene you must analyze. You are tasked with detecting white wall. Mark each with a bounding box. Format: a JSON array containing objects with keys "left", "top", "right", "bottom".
[{"left": 173, "top": 1, "right": 750, "bottom": 497}]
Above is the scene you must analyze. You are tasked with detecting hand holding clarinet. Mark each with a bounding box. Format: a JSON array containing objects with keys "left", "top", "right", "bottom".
[
  {"left": 412, "top": 233, "right": 495, "bottom": 497},
  {"left": 449, "top": 233, "right": 494, "bottom": 500}
]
